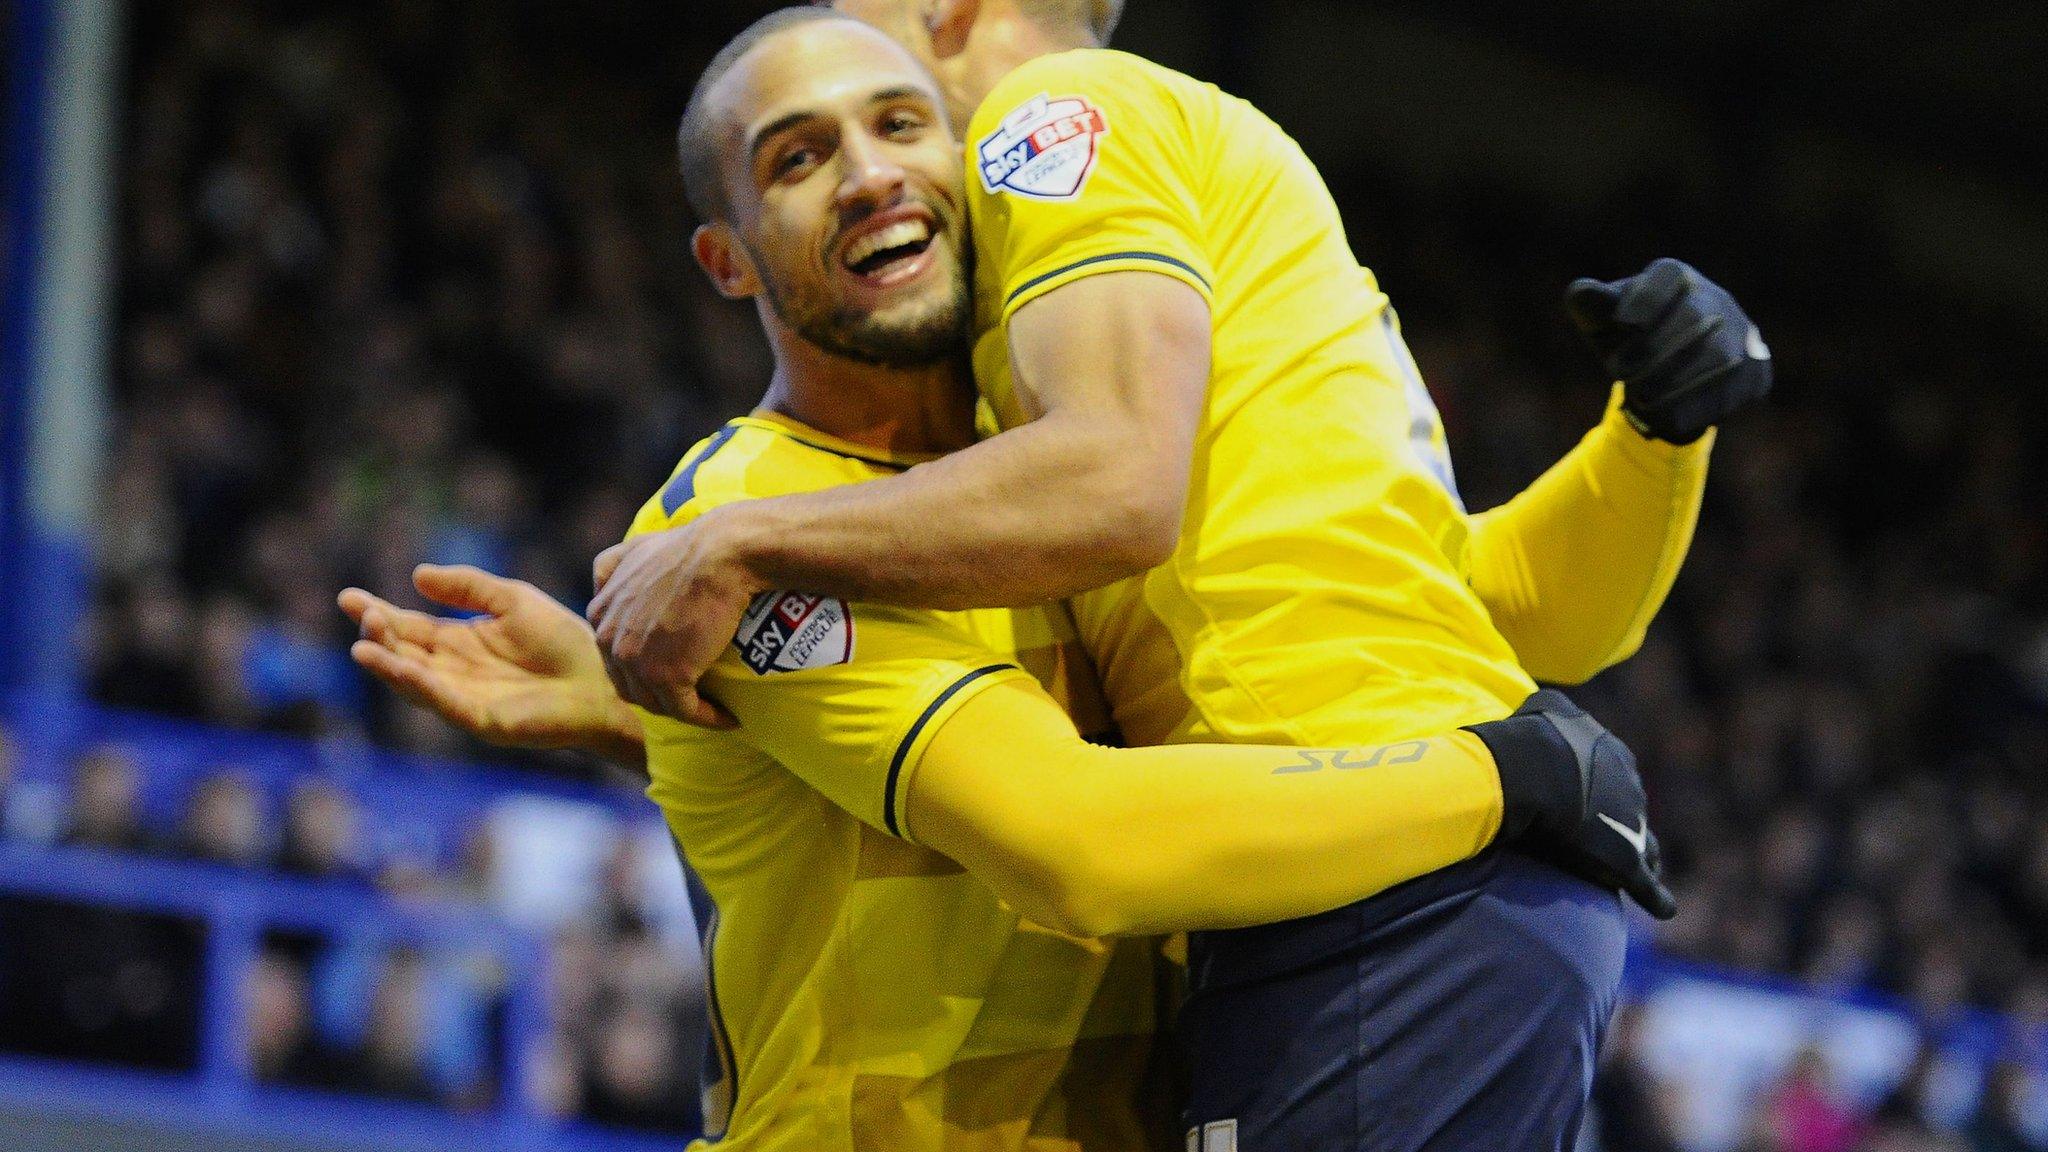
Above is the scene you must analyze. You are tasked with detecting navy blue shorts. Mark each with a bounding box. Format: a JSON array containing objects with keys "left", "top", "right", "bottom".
[{"left": 1179, "top": 848, "right": 1628, "bottom": 1152}]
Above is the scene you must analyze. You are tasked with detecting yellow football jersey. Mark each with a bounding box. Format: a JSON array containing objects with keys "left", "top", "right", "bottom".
[
  {"left": 627, "top": 414, "right": 1172, "bottom": 1152},
  {"left": 966, "top": 50, "right": 1536, "bottom": 750}
]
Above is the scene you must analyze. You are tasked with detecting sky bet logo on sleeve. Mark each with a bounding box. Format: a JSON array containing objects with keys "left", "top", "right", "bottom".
[
  {"left": 977, "top": 94, "right": 1109, "bottom": 201},
  {"left": 733, "top": 591, "right": 854, "bottom": 675}
]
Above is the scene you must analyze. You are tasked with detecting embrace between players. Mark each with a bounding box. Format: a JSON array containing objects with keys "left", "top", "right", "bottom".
[{"left": 340, "top": 2, "right": 1773, "bottom": 1149}]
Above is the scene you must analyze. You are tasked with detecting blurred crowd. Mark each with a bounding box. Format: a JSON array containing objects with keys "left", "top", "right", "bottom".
[
  {"left": 65, "top": 0, "right": 2048, "bottom": 1146},
  {"left": 0, "top": 727, "right": 704, "bottom": 1134},
  {"left": 94, "top": 0, "right": 762, "bottom": 765},
  {"left": 1592, "top": 1007, "right": 2048, "bottom": 1152}
]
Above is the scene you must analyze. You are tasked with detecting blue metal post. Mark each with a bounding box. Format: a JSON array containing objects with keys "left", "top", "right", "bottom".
[
  {"left": 1, "top": 0, "right": 118, "bottom": 704},
  {"left": 198, "top": 902, "right": 261, "bottom": 1107},
  {"left": 0, "top": 0, "right": 52, "bottom": 695},
  {"left": 499, "top": 934, "right": 558, "bottom": 1151}
]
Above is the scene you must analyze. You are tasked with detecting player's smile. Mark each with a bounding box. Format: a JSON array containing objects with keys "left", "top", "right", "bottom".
[{"left": 831, "top": 201, "right": 944, "bottom": 295}]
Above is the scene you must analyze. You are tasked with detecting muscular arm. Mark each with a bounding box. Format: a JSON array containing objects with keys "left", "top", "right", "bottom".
[
  {"left": 1475, "top": 256, "right": 1770, "bottom": 682},
  {"left": 726, "top": 271, "right": 1208, "bottom": 608},
  {"left": 1465, "top": 388, "right": 1713, "bottom": 684},
  {"left": 586, "top": 272, "right": 1208, "bottom": 723},
  {"left": 906, "top": 677, "right": 1501, "bottom": 939}
]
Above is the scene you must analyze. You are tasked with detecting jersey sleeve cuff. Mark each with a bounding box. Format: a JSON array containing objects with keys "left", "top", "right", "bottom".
[
  {"left": 1000, "top": 249, "right": 1214, "bottom": 325},
  {"left": 882, "top": 663, "right": 1034, "bottom": 842},
  {"left": 1602, "top": 384, "right": 1716, "bottom": 472}
]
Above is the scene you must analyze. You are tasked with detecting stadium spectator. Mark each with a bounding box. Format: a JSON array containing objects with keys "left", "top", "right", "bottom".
[
  {"left": 425, "top": 453, "right": 531, "bottom": 577},
  {"left": 174, "top": 768, "right": 272, "bottom": 868},
  {"left": 241, "top": 554, "right": 369, "bottom": 736},
  {"left": 1766, "top": 1045, "right": 1866, "bottom": 1152},
  {"left": 593, "top": 836, "right": 656, "bottom": 938},
  {"left": 536, "top": 919, "right": 698, "bottom": 1135},
  {"left": 329, "top": 948, "right": 443, "bottom": 1104},
  {"left": 1964, "top": 1062, "right": 2046, "bottom": 1152},
  {"left": 447, "top": 822, "right": 500, "bottom": 906},
  {"left": 1865, "top": 1041, "right": 1966, "bottom": 1152},
  {"left": 90, "top": 575, "right": 207, "bottom": 716},
  {"left": 547, "top": 926, "right": 605, "bottom": 1055},
  {"left": 2, "top": 737, "right": 687, "bottom": 1128},
  {"left": 1591, "top": 1005, "right": 1684, "bottom": 1152},
  {"left": 244, "top": 947, "right": 346, "bottom": 1087},
  {"left": 61, "top": 745, "right": 152, "bottom": 853},
  {"left": 277, "top": 778, "right": 369, "bottom": 885},
  {"left": 579, "top": 1003, "right": 693, "bottom": 1133}
]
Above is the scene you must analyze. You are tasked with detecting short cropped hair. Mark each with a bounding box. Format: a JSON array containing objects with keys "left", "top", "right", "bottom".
[
  {"left": 677, "top": 7, "right": 862, "bottom": 224},
  {"left": 676, "top": 3, "right": 1124, "bottom": 222},
  {"left": 1021, "top": 0, "right": 1124, "bottom": 43}
]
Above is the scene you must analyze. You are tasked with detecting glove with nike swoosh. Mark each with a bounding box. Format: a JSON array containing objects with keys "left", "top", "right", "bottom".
[
  {"left": 1465, "top": 689, "right": 1678, "bottom": 920},
  {"left": 1566, "top": 257, "right": 1773, "bottom": 445}
]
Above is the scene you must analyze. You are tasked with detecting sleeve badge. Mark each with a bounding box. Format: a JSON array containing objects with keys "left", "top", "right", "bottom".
[
  {"left": 976, "top": 93, "right": 1110, "bottom": 201},
  {"left": 734, "top": 592, "right": 855, "bottom": 675}
]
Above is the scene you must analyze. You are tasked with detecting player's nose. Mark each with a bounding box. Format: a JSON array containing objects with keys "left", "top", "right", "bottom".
[{"left": 833, "top": 131, "right": 908, "bottom": 212}]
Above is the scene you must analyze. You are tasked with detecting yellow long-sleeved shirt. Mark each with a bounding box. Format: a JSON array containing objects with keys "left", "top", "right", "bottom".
[{"left": 1464, "top": 387, "right": 1712, "bottom": 684}]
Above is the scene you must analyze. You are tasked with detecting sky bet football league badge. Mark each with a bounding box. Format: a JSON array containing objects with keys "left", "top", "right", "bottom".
[
  {"left": 977, "top": 94, "right": 1109, "bottom": 201},
  {"left": 734, "top": 591, "right": 854, "bottom": 675}
]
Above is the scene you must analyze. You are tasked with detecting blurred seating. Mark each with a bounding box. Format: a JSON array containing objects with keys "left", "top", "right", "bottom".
[{"left": 0, "top": 701, "right": 703, "bottom": 1142}]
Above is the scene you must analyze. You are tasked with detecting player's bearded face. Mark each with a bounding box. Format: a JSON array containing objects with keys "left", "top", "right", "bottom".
[
  {"left": 722, "top": 27, "right": 972, "bottom": 368},
  {"left": 746, "top": 179, "right": 970, "bottom": 368}
]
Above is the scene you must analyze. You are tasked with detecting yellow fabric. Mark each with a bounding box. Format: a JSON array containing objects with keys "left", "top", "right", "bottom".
[
  {"left": 631, "top": 417, "right": 1170, "bottom": 1152},
  {"left": 915, "top": 678, "right": 1502, "bottom": 937},
  {"left": 1462, "top": 386, "right": 1714, "bottom": 684},
  {"left": 967, "top": 50, "right": 1535, "bottom": 751}
]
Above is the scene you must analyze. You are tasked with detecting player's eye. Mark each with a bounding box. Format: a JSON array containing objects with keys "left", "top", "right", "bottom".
[
  {"left": 881, "top": 111, "right": 924, "bottom": 139},
  {"left": 775, "top": 146, "right": 820, "bottom": 178}
]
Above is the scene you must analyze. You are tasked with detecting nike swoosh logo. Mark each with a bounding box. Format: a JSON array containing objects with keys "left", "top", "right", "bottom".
[
  {"left": 1598, "top": 812, "right": 1650, "bottom": 860},
  {"left": 1745, "top": 325, "right": 1772, "bottom": 361}
]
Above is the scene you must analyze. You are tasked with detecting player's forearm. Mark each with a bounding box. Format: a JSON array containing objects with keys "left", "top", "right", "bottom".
[
  {"left": 1466, "top": 388, "right": 1712, "bottom": 684},
  {"left": 910, "top": 683, "right": 1502, "bottom": 938},
  {"left": 521, "top": 628, "right": 649, "bottom": 771},
  {"left": 1042, "top": 734, "right": 1501, "bottom": 937},
  {"left": 723, "top": 410, "right": 1177, "bottom": 610},
  {"left": 486, "top": 683, "right": 648, "bottom": 772}
]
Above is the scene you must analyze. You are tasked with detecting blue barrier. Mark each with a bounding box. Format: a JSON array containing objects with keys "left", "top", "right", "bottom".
[
  {"left": 0, "top": 696, "right": 698, "bottom": 1149},
  {"left": 0, "top": 843, "right": 688, "bottom": 1152},
  {"left": 0, "top": 689, "right": 657, "bottom": 867}
]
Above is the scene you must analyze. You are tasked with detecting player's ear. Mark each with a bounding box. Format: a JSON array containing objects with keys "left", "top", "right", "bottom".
[
  {"left": 692, "top": 223, "right": 761, "bottom": 300},
  {"left": 924, "top": 0, "right": 979, "bottom": 60}
]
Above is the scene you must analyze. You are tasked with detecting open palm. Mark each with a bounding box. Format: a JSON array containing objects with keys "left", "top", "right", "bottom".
[{"left": 340, "top": 565, "right": 628, "bottom": 751}]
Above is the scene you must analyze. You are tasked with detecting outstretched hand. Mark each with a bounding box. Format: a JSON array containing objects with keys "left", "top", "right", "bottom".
[{"left": 340, "top": 565, "right": 641, "bottom": 757}]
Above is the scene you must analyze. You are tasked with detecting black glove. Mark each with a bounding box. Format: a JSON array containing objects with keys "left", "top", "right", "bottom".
[
  {"left": 1465, "top": 690, "right": 1678, "bottom": 920},
  {"left": 1565, "top": 257, "right": 1773, "bottom": 445}
]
